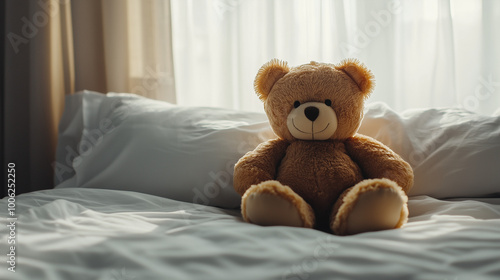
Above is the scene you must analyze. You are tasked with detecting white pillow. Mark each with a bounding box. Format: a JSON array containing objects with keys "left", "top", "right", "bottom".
[
  {"left": 54, "top": 91, "right": 275, "bottom": 208},
  {"left": 359, "top": 102, "right": 500, "bottom": 198}
]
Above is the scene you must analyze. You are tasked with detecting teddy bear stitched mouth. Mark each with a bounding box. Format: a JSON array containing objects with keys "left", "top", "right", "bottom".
[{"left": 291, "top": 118, "right": 331, "bottom": 135}]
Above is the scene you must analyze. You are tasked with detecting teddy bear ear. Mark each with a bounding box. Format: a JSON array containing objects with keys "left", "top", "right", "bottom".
[
  {"left": 335, "top": 58, "right": 374, "bottom": 97},
  {"left": 254, "top": 59, "right": 290, "bottom": 101}
]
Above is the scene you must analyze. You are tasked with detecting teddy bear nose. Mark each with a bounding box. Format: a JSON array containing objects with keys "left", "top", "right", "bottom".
[{"left": 304, "top": 106, "right": 319, "bottom": 121}]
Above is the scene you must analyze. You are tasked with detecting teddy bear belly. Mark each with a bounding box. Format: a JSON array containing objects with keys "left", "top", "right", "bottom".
[{"left": 276, "top": 141, "right": 364, "bottom": 227}]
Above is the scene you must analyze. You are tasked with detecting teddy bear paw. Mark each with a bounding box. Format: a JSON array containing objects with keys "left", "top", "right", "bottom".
[
  {"left": 332, "top": 178, "right": 408, "bottom": 235},
  {"left": 241, "top": 180, "right": 315, "bottom": 228}
]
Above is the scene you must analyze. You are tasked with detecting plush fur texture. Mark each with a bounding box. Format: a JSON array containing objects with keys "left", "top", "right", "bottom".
[{"left": 234, "top": 59, "right": 414, "bottom": 235}]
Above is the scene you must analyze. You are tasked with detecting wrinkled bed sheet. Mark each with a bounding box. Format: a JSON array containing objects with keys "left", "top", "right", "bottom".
[{"left": 1, "top": 188, "right": 500, "bottom": 280}]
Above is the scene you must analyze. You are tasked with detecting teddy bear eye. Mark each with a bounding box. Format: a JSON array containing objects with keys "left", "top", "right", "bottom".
[
  {"left": 293, "top": 101, "right": 301, "bottom": 108},
  {"left": 325, "top": 99, "right": 332, "bottom": 106}
]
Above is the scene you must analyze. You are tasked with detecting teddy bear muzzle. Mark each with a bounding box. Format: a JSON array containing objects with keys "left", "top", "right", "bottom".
[{"left": 286, "top": 101, "right": 338, "bottom": 140}]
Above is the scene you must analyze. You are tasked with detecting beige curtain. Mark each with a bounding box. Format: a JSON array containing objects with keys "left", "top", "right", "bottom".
[
  {"left": 4, "top": 0, "right": 175, "bottom": 194},
  {"left": 71, "top": 0, "right": 176, "bottom": 100}
]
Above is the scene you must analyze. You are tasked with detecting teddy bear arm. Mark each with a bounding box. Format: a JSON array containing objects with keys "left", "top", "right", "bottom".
[
  {"left": 233, "top": 139, "right": 289, "bottom": 195},
  {"left": 345, "top": 134, "right": 414, "bottom": 193}
]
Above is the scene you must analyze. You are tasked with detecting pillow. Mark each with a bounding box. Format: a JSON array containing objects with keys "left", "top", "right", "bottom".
[
  {"left": 54, "top": 91, "right": 275, "bottom": 208},
  {"left": 358, "top": 102, "right": 500, "bottom": 198}
]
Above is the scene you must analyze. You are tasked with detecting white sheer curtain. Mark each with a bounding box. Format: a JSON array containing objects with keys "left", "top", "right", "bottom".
[{"left": 171, "top": 0, "right": 500, "bottom": 114}]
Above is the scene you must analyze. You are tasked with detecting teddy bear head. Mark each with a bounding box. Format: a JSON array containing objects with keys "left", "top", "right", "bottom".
[{"left": 254, "top": 59, "right": 374, "bottom": 142}]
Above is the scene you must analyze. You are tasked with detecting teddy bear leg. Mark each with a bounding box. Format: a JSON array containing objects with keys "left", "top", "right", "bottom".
[
  {"left": 242, "top": 180, "right": 315, "bottom": 228},
  {"left": 330, "top": 178, "right": 408, "bottom": 235}
]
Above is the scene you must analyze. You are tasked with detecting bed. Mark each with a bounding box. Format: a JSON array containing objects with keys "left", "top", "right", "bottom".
[{"left": 2, "top": 91, "right": 500, "bottom": 279}]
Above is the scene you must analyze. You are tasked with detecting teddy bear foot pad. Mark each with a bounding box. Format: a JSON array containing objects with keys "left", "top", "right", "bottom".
[
  {"left": 333, "top": 179, "right": 409, "bottom": 235},
  {"left": 241, "top": 181, "right": 315, "bottom": 228}
]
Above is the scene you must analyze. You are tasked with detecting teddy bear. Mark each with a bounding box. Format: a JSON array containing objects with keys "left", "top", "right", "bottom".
[{"left": 233, "top": 59, "right": 414, "bottom": 235}]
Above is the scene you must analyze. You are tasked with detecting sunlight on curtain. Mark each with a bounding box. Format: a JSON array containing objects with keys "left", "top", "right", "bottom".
[
  {"left": 171, "top": 0, "right": 500, "bottom": 114},
  {"left": 72, "top": 0, "right": 176, "bottom": 102},
  {"left": 121, "top": 0, "right": 176, "bottom": 102}
]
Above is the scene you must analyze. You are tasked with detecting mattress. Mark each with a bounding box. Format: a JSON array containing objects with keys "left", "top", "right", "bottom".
[{"left": 1, "top": 187, "right": 500, "bottom": 280}]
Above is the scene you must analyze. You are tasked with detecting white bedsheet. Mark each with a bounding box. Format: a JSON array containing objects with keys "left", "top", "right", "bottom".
[{"left": 1, "top": 188, "right": 500, "bottom": 280}]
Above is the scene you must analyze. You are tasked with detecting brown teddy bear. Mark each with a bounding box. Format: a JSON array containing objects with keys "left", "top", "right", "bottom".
[{"left": 233, "top": 59, "right": 414, "bottom": 235}]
